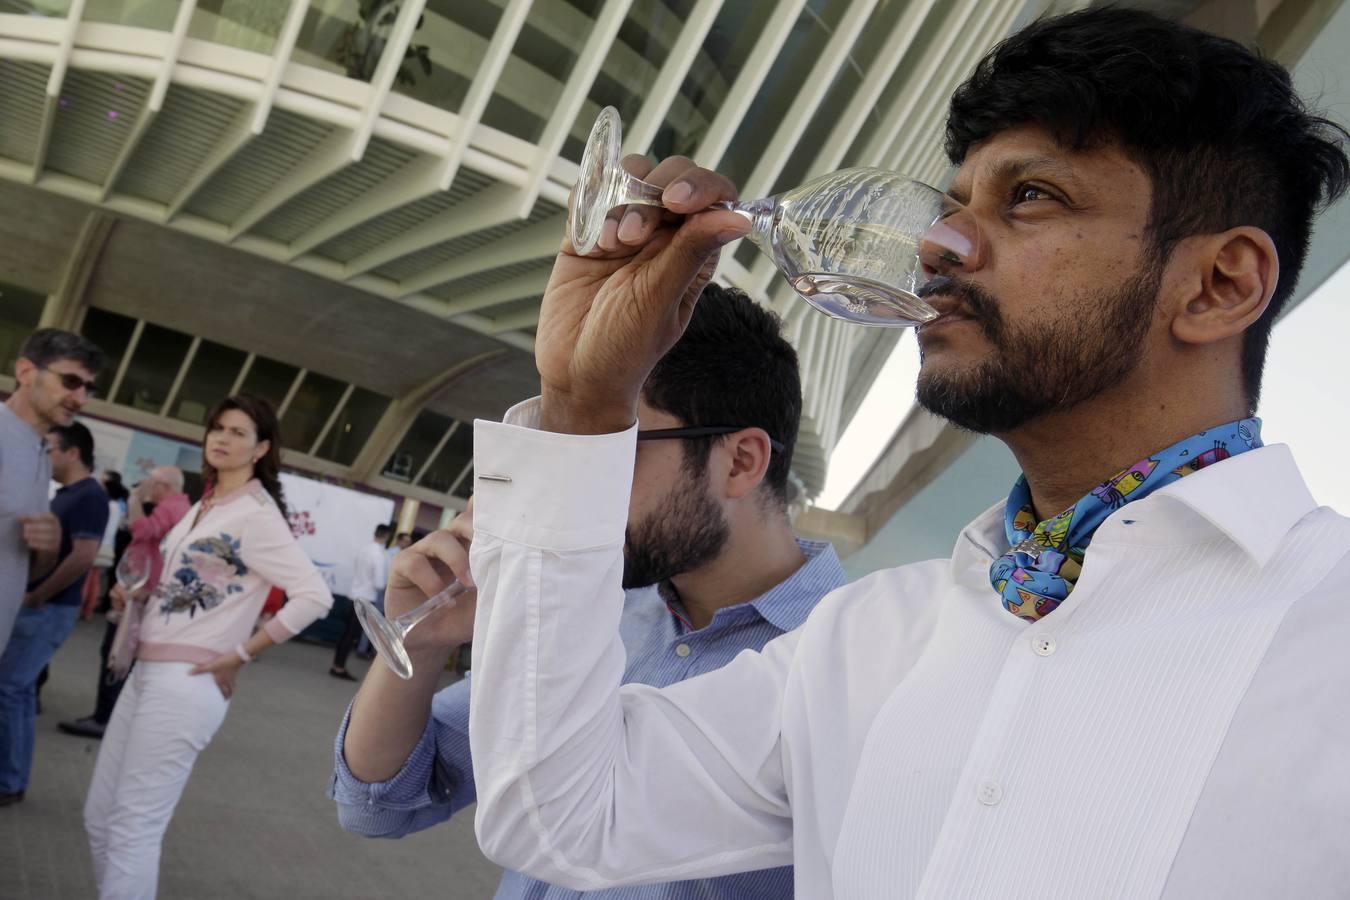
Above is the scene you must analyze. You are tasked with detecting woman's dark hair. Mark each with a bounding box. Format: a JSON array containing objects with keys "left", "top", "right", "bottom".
[
  {"left": 644, "top": 283, "right": 802, "bottom": 508},
  {"left": 944, "top": 7, "right": 1350, "bottom": 410},
  {"left": 202, "top": 394, "right": 287, "bottom": 519}
]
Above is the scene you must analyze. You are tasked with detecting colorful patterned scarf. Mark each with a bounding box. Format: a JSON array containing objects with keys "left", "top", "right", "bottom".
[{"left": 990, "top": 418, "right": 1262, "bottom": 622}]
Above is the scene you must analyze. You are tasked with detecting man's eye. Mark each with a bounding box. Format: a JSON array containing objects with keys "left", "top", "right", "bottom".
[{"left": 1013, "top": 184, "right": 1056, "bottom": 205}]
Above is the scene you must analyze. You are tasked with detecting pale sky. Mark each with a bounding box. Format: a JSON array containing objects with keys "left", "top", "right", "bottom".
[{"left": 819, "top": 258, "right": 1350, "bottom": 513}]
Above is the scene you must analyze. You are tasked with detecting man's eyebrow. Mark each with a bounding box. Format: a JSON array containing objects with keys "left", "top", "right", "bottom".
[{"left": 947, "top": 154, "right": 1084, "bottom": 204}]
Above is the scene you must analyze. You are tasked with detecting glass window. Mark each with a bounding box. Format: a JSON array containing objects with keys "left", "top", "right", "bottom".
[
  {"left": 83, "top": 0, "right": 180, "bottom": 29},
  {"left": 293, "top": 0, "right": 362, "bottom": 76},
  {"left": 114, "top": 323, "right": 192, "bottom": 413},
  {"left": 189, "top": 0, "right": 287, "bottom": 55},
  {"left": 417, "top": 420, "right": 472, "bottom": 493},
  {"left": 451, "top": 464, "right": 474, "bottom": 500},
  {"left": 79, "top": 308, "right": 138, "bottom": 399},
  {"left": 280, "top": 371, "right": 348, "bottom": 452},
  {"left": 0, "top": 285, "right": 45, "bottom": 376},
  {"left": 170, "top": 339, "right": 247, "bottom": 426},
  {"left": 383, "top": 409, "right": 454, "bottom": 483},
  {"left": 314, "top": 386, "right": 389, "bottom": 467},
  {"left": 238, "top": 356, "right": 301, "bottom": 414}
]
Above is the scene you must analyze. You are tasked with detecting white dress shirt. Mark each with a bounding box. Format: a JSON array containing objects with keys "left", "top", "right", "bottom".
[
  {"left": 467, "top": 399, "right": 1350, "bottom": 899},
  {"left": 349, "top": 540, "right": 389, "bottom": 602}
]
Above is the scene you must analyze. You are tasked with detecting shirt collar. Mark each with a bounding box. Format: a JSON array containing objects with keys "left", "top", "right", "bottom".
[
  {"left": 748, "top": 538, "right": 847, "bottom": 633},
  {"left": 953, "top": 443, "right": 1316, "bottom": 574},
  {"left": 1144, "top": 443, "right": 1315, "bottom": 568}
]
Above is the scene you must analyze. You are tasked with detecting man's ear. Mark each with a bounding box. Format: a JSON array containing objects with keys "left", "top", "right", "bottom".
[
  {"left": 1171, "top": 226, "right": 1279, "bottom": 347},
  {"left": 14, "top": 357, "right": 36, "bottom": 387},
  {"left": 722, "top": 429, "right": 773, "bottom": 501}
]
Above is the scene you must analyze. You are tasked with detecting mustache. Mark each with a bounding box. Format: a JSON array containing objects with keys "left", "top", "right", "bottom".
[{"left": 918, "top": 275, "right": 1004, "bottom": 338}]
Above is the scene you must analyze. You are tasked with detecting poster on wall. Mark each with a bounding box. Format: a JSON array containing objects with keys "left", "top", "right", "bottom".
[{"left": 278, "top": 472, "right": 395, "bottom": 598}]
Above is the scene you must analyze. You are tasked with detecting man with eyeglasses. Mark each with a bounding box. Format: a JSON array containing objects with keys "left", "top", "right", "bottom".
[
  {"left": 0, "top": 329, "right": 103, "bottom": 663},
  {"left": 332, "top": 283, "right": 846, "bottom": 899}
]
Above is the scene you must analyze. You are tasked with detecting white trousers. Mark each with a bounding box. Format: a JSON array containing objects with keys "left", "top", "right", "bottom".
[{"left": 84, "top": 661, "right": 229, "bottom": 900}]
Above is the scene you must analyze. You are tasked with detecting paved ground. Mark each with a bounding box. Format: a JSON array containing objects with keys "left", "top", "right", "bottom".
[{"left": 1, "top": 616, "right": 502, "bottom": 899}]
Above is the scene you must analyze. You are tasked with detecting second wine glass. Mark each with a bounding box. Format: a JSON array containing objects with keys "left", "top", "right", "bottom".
[
  {"left": 570, "top": 106, "right": 982, "bottom": 327},
  {"left": 354, "top": 581, "right": 470, "bottom": 680}
]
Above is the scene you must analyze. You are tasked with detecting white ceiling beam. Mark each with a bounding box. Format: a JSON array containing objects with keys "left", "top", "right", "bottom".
[
  {"left": 394, "top": 213, "right": 561, "bottom": 297},
  {"left": 283, "top": 154, "right": 441, "bottom": 260},
  {"left": 341, "top": 182, "right": 518, "bottom": 277},
  {"left": 229, "top": 352, "right": 255, "bottom": 397},
  {"left": 106, "top": 318, "right": 144, "bottom": 406},
  {"left": 42, "top": 211, "right": 116, "bottom": 331},
  {"left": 739, "top": 0, "right": 881, "bottom": 203},
  {"left": 857, "top": 0, "right": 981, "bottom": 169},
  {"left": 695, "top": 0, "right": 807, "bottom": 169},
  {"left": 99, "top": 0, "right": 196, "bottom": 202},
  {"left": 33, "top": 0, "right": 85, "bottom": 184},
  {"left": 226, "top": 0, "right": 425, "bottom": 240},
  {"left": 884, "top": 0, "right": 1004, "bottom": 172},
  {"left": 621, "top": 0, "right": 725, "bottom": 156},
  {"left": 485, "top": 307, "right": 542, "bottom": 335},
  {"left": 159, "top": 334, "right": 201, "bottom": 419},
  {"left": 438, "top": 0, "right": 534, "bottom": 191},
  {"left": 436, "top": 268, "right": 549, "bottom": 316},
  {"left": 514, "top": 0, "right": 634, "bottom": 217},
  {"left": 166, "top": 0, "right": 311, "bottom": 221},
  {"left": 276, "top": 368, "right": 307, "bottom": 420}
]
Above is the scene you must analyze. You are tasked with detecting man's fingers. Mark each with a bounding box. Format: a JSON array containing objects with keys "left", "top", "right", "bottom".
[{"left": 416, "top": 529, "right": 475, "bottom": 588}]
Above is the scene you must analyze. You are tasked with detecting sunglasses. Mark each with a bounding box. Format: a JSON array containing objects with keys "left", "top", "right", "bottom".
[
  {"left": 41, "top": 367, "right": 98, "bottom": 396},
  {"left": 636, "top": 426, "right": 785, "bottom": 454}
]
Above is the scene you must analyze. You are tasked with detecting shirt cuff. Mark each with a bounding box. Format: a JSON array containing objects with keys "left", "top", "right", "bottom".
[
  {"left": 330, "top": 702, "right": 446, "bottom": 811},
  {"left": 472, "top": 397, "right": 636, "bottom": 552}
]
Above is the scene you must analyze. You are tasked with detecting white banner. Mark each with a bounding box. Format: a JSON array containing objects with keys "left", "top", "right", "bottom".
[{"left": 278, "top": 473, "right": 395, "bottom": 598}]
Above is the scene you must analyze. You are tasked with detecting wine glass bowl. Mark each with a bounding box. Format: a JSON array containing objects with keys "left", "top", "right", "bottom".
[{"left": 567, "top": 107, "right": 983, "bottom": 328}]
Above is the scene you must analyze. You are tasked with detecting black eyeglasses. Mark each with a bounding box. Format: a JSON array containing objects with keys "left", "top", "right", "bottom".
[
  {"left": 41, "top": 367, "right": 98, "bottom": 396},
  {"left": 636, "top": 426, "right": 785, "bottom": 454}
]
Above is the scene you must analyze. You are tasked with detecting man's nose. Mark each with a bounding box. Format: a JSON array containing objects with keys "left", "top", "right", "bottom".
[{"left": 918, "top": 208, "right": 985, "bottom": 278}]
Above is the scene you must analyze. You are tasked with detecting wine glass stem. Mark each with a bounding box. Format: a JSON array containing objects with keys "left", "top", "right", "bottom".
[{"left": 390, "top": 583, "right": 466, "bottom": 635}]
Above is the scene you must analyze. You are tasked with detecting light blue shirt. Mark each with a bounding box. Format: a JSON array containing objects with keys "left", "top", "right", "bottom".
[{"left": 331, "top": 538, "right": 846, "bottom": 899}]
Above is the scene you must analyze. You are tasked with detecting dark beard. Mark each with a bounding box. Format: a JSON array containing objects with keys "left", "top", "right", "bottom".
[
  {"left": 915, "top": 263, "right": 1161, "bottom": 434},
  {"left": 622, "top": 470, "right": 730, "bottom": 590}
]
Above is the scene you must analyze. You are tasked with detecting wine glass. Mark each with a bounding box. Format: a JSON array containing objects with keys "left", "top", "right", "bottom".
[
  {"left": 354, "top": 581, "right": 469, "bottom": 680},
  {"left": 569, "top": 106, "right": 983, "bottom": 327},
  {"left": 107, "top": 546, "right": 152, "bottom": 624}
]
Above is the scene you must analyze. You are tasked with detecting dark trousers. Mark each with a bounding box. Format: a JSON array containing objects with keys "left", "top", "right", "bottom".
[
  {"left": 331, "top": 600, "right": 363, "bottom": 670},
  {"left": 93, "top": 618, "right": 128, "bottom": 724}
]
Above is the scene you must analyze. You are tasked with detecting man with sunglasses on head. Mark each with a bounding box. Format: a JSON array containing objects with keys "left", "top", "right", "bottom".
[
  {"left": 332, "top": 283, "right": 846, "bottom": 899},
  {"left": 424, "top": 8, "right": 1348, "bottom": 899},
  {"left": 0, "top": 329, "right": 103, "bottom": 660}
]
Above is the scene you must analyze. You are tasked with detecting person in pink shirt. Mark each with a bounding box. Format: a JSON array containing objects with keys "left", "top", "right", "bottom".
[
  {"left": 59, "top": 466, "right": 191, "bottom": 740},
  {"left": 84, "top": 395, "right": 333, "bottom": 900}
]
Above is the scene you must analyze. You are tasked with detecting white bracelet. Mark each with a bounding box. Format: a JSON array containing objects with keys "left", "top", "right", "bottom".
[{"left": 235, "top": 643, "right": 254, "bottom": 664}]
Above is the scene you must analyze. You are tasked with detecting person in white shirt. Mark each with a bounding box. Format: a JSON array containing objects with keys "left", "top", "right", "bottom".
[
  {"left": 330, "top": 524, "right": 390, "bottom": 680},
  {"left": 400, "top": 8, "right": 1350, "bottom": 899}
]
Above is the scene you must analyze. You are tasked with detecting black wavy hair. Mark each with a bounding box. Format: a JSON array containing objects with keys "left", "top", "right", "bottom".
[
  {"left": 944, "top": 7, "right": 1350, "bottom": 410},
  {"left": 643, "top": 283, "right": 802, "bottom": 508}
]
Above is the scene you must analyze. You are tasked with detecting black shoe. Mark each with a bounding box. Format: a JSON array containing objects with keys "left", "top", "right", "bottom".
[
  {"left": 58, "top": 717, "right": 106, "bottom": 739},
  {"left": 329, "top": 667, "right": 358, "bottom": 682},
  {"left": 0, "top": 791, "right": 24, "bottom": 808}
]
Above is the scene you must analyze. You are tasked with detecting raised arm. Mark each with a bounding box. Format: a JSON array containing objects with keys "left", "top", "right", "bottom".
[{"left": 465, "top": 154, "right": 799, "bottom": 889}]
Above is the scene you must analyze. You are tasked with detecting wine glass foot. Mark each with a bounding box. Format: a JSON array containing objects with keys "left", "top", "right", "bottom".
[
  {"left": 570, "top": 106, "right": 623, "bottom": 254},
  {"left": 353, "top": 599, "right": 415, "bottom": 680}
]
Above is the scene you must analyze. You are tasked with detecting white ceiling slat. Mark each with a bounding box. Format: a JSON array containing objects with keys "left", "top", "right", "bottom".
[
  {"left": 33, "top": 0, "right": 86, "bottom": 183},
  {"left": 738, "top": 0, "right": 881, "bottom": 203},
  {"left": 223, "top": 0, "right": 427, "bottom": 241},
  {"left": 695, "top": 0, "right": 808, "bottom": 169},
  {"left": 621, "top": 0, "right": 725, "bottom": 156},
  {"left": 395, "top": 213, "right": 562, "bottom": 298},
  {"left": 514, "top": 0, "right": 635, "bottom": 218},
  {"left": 342, "top": 182, "right": 518, "bottom": 277},
  {"left": 435, "top": 268, "right": 550, "bottom": 316},
  {"left": 100, "top": 0, "right": 197, "bottom": 202},
  {"left": 166, "top": 0, "right": 311, "bottom": 221}
]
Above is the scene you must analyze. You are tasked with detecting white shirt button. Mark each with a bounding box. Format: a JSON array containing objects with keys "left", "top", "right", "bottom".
[
  {"left": 977, "top": 781, "right": 1003, "bottom": 806},
  {"left": 675, "top": 643, "right": 692, "bottom": 657},
  {"left": 1032, "top": 634, "right": 1057, "bottom": 656}
]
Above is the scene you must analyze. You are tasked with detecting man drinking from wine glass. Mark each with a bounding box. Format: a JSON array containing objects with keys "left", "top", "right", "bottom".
[{"left": 394, "top": 8, "right": 1349, "bottom": 898}]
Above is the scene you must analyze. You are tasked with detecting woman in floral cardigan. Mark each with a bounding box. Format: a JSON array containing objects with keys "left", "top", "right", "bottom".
[{"left": 85, "top": 395, "right": 333, "bottom": 900}]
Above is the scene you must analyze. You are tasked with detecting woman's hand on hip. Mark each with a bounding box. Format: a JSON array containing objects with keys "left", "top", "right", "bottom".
[{"left": 189, "top": 652, "right": 243, "bottom": 700}]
